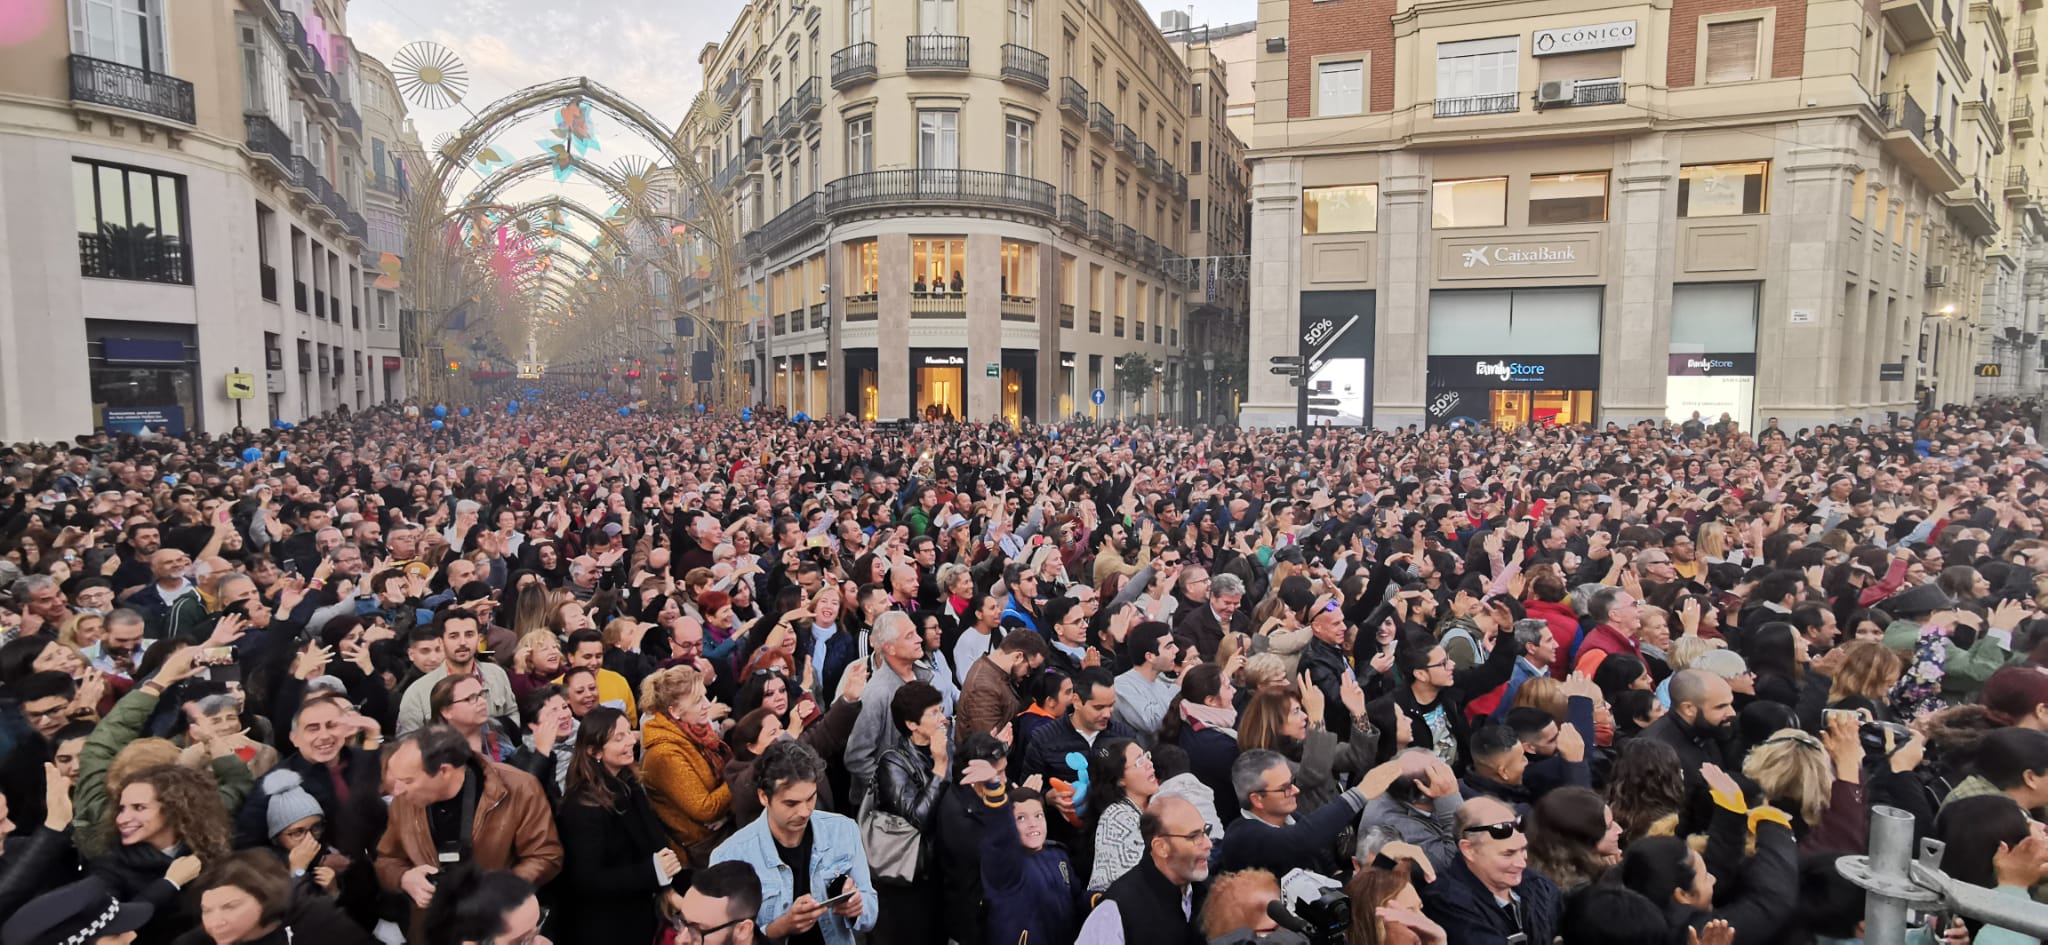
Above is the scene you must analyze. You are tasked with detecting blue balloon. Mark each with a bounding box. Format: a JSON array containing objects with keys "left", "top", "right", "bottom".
[
  {"left": 276, "top": 450, "right": 289, "bottom": 462},
  {"left": 618, "top": 406, "right": 632, "bottom": 416},
  {"left": 507, "top": 401, "right": 520, "bottom": 414},
  {"left": 741, "top": 407, "right": 753, "bottom": 422},
  {"left": 432, "top": 404, "right": 447, "bottom": 418},
  {"left": 459, "top": 407, "right": 472, "bottom": 417},
  {"left": 430, "top": 419, "right": 445, "bottom": 430},
  {"left": 579, "top": 392, "right": 591, "bottom": 400},
  {"left": 694, "top": 403, "right": 706, "bottom": 413},
  {"left": 241, "top": 447, "right": 262, "bottom": 463}
]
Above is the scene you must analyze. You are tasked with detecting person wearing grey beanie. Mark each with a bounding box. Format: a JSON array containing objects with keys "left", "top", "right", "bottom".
[{"left": 261, "top": 769, "right": 326, "bottom": 846}]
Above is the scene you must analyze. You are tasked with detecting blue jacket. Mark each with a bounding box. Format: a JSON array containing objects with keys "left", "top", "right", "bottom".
[
  {"left": 971, "top": 792, "right": 1081, "bottom": 945},
  {"left": 1000, "top": 595, "right": 1040, "bottom": 635},
  {"left": 1421, "top": 853, "right": 1562, "bottom": 945},
  {"left": 1180, "top": 724, "right": 1240, "bottom": 825},
  {"left": 710, "top": 809, "right": 878, "bottom": 945}
]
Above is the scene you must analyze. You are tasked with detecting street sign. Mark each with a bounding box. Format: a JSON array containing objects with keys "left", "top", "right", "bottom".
[
  {"left": 1271, "top": 366, "right": 1301, "bottom": 375},
  {"left": 1091, "top": 388, "right": 1106, "bottom": 405},
  {"left": 987, "top": 362, "right": 1000, "bottom": 378},
  {"left": 224, "top": 373, "right": 256, "bottom": 400},
  {"left": 1288, "top": 377, "right": 1310, "bottom": 387},
  {"left": 1307, "top": 396, "right": 1340, "bottom": 407},
  {"left": 1879, "top": 362, "right": 1907, "bottom": 382},
  {"left": 1269, "top": 355, "right": 1302, "bottom": 365}
]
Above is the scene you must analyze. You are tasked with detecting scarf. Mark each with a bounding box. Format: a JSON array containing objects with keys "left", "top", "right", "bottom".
[
  {"left": 1180, "top": 700, "right": 1238, "bottom": 739},
  {"left": 682, "top": 718, "right": 734, "bottom": 776}
]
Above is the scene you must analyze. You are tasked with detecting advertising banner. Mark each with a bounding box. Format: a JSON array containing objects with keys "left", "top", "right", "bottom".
[{"left": 1299, "top": 291, "right": 1374, "bottom": 427}]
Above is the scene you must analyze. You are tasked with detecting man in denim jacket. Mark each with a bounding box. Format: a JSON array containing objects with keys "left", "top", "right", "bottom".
[{"left": 711, "top": 740, "right": 878, "bottom": 945}]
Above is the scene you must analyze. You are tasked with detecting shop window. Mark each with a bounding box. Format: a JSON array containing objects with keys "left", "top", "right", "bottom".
[
  {"left": 1001, "top": 241, "right": 1037, "bottom": 301},
  {"left": 1528, "top": 172, "right": 1608, "bottom": 225},
  {"left": 1317, "top": 59, "right": 1364, "bottom": 116},
  {"left": 1677, "top": 161, "right": 1769, "bottom": 217},
  {"left": 1431, "top": 177, "right": 1507, "bottom": 229},
  {"left": 1303, "top": 184, "right": 1379, "bottom": 234},
  {"left": 73, "top": 158, "right": 191, "bottom": 284},
  {"left": 1703, "top": 19, "right": 1761, "bottom": 84}
]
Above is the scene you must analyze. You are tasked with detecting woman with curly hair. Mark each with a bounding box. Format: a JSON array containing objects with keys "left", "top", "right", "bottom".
[
  {"left": 1605, "top": 738, "right": 1687, "bottom": 844},
  {"left": 1824, "top": 640, "right": 1903, "bottom": 721},
  {"left": 638, "top": 665, "right": 733, "bottom": 866},
  {"left": 1526, "top": 786, "right": 1623, "bottom": 893},
  {"left": 92, "top": 763, "right": 232, "bottom": 944}
]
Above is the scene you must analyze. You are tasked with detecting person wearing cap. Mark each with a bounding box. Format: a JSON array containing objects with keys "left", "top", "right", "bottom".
[{"left": 2, "top": 878, "right": 152, "bottom": 945}]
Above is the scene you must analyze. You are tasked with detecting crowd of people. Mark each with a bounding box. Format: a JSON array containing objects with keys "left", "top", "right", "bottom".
[{"left": 1, "top": 389, "right": 2048, "bottom": 945}]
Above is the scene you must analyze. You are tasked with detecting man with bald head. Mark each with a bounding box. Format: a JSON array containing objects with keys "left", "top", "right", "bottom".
[
  {"left": 1422, "top": 795, "right": 1561, "bottom": 945},
  {"left": 1076, "top": 794, "right": 1211, "bottom": 945},
  {"left": 1642, "top": 668, "right": 1738, "bottom": 786}
]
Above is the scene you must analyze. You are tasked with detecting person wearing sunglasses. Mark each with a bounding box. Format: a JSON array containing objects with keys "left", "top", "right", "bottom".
[{"left": 1419, "top": 796, "right": 1561, "bottom": 945}]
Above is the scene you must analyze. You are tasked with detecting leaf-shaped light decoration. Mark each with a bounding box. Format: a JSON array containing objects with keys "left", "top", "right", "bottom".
[
  {"left": 473, "top": 144, "right": 513, "bottom": 176},
  {"left": 555, "top": 98, "right": 600, "bottom": 156},
  {"left": 392, "top": 42, "right": 468, "bottom": 110},
  {"left": 374, "top": 253, "right": 403, "bottom": 290}
]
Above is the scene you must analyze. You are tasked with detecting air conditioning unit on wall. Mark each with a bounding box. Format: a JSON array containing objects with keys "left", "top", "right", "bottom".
[
  {"left": 1926, "top": 265, "right": 1949, "bottom": 287},
  {"left": 1535, "top": 81, "right": 1575, "bottom": 106}
]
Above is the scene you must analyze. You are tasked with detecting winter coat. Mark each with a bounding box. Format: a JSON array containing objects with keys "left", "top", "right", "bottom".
[
  {"left": 373, "top": 759, "right": 563, "bottom": 910},
  {"left": 551, "top": 774, "right": 673, "bottom": 945},
  {"left": 89, "top": 843, "right": 192, "bottom": 945},
  {"left": 640, "top": 711, "right": 733, "bottom": 854},
  {"left": 169, "top": 893, "right": 375, "bottom": 945},
  {"left": 1421, "top": 851, "right": 1562, "bottom": 945},
  {"left": 0, "top": 825, "right": 78, "bottom": 918},
  {"left": 970, "top": 792, "right": 1082, "bottom": 945}
]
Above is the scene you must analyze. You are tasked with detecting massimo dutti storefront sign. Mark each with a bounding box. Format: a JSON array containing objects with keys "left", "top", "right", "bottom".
[
  {"left": 1437, "top": 234, "right": 1603, "bottom": 281},
  {"left": 1532, "top": 21, "right": 1638, "bottom": 56}
]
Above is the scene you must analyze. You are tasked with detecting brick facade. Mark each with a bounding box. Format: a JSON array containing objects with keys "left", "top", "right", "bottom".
[
  {"left": 1666, "top": 0, "right": 1809, "bottom": 87},
  {"left": 1288, "top": 0, "right": 1398, "bottom": 117}
]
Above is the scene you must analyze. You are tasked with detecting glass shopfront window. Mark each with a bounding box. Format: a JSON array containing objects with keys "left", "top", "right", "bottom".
[
  {"left": 1060, "top": 355, "right": 1076, "bottom": 418},
  {"left": 1528, "top": 172, "right": 1608, "bottom": 225},
  {"left": 1678, "top": 161, "right": 1769, "bottom": 217},
  {"left": 88, "top": 322, "right": 198, "bottom": 435},
  {"left": 915, "top": 350, "right": 966, "bottom": 420},
  {"left": 1431, "top": 177, "right": 1507, "bottom": 228},
  {"left": 1303, "top": 184, "right": 1379, "bottom": 234}
]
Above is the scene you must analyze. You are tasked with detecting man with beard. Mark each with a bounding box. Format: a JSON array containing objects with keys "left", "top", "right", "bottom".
[
  {"left": 957, "top": 627, "right": 1047, "bottom": 739},
  {"left": 395, "top": 611, "right": 516, "bottom": 735},
  {"left": 1113, "top": 622, "right": 1182, "bottom": 746},
  {"left": 1641, "top": 668, "right": 1737, "bottom": 789}
]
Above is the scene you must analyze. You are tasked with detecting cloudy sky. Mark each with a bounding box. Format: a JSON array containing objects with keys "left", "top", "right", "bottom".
[{"left": 348, "top": 0, "right": 1256, "bottom": 156}]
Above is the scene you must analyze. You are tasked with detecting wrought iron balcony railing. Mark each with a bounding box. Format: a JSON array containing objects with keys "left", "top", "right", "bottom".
[{"left": 69, "top": 55, "right": 195, "bottom": 124}]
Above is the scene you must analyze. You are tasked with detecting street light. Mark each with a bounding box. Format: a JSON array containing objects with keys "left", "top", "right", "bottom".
[{"left": 1201, "top": 352, "right": 1216, "bottom": 425}]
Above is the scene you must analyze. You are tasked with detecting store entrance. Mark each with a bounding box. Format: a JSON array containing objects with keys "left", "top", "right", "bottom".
[{"left": 1489, "top": 389, "right": 1594, "bottom": 430}]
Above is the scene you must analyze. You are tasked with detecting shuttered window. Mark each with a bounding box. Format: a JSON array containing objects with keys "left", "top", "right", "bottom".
[{"left": 1704, "top": 20, "right": 1761, "bottom": 84}]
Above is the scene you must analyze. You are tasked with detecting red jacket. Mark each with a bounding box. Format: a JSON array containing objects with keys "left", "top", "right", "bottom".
[
  {"left": 1573, "top": 623, "right": 1641, "bottom": 677},
  {"left": 1521, "top": 599, "right": 1582, "bottom": 680}
]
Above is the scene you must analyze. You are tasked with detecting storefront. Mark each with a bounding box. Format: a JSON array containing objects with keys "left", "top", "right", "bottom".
[
  {"left": 1299, "top": 290, "right": 1375, "bottom": 427},
  {"left": 1426, "top": 354, "right": 1601, "bottom": 428},
  {"left": 912, "top": 349, "right": 967, "bottom": 420},
  {"left": 1426, "top": 287, "right": 1602, "bottom": 429},
  {"left": 88, "top": 321, "right": 198, "bottom": 435},
  {"left": 1667, "top": 283, "right": 1759, "bottom": 430},
  {"left": 1059, "top": 353, "right": 1077, "bottom": 418},
  {"left": 1000, "top": 350, "right": 1037, "bottom": 424},
  {"left": 842, "top": 349, "right": 880, "bottom": 421}
]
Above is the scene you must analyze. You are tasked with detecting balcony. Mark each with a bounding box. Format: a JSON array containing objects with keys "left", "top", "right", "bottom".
[
  {"left": 1061, "top": 194, "right": 1089, "bottom": 232},
  {"left": 1571, "top": 79, "right": 1625, "bottom": 106},
  {"left": 1949, "top": 178, "right": 1999, "bottom": 237},
  {"left": 823, "top": 169, "right": 1056, "bottom": 221},
  {"left": 78, "top": 228, "right": 189, "bottom": 284},
  {"left": 810, "top": 303, "right": 828, "bottom": 330},
  {"left": 832, "top": 43, "right": 877, "bottom": 88},
  {"left": 1967, "top": 96, "right": 2006, "bottom": 150},
  {"left": 244, "top": 113, "right": 293, "bottom": 170},
  {"left": 280, "top": 12, "right": 312, "bottom": 73},
  {"left": 1117, "top": 124, "right": 1139, "bottom": 155},
  {"left": 315, "top": 289, "right": 328, "bottom": 318},
  {"left": 68, "top": 55, "right": 195, "bottom": 125},
  {"left": 845, "top": 294, "right": 879, "bottom": 321},
  {"left": 1060, "top": 303, "right": 1076, "bottom": 328},
  {"left": 756, "top": 192, "right": 825, "bottom": 253},
  {"left": 1883, "top": 0, "right": 1938, "bottom": 42},
  {"left": 910, "top": 293, "right": 967, "bottom": 318},
  {"left": 2010, "top": 166, "right": 2031, "bottom": 200},
  {"left": 1001, "top": 295, "right": 1036, "bottom": 321},
  {"left": 337, "top": 101, "right": 361, "bottom": 139},
  {"left": 260, "top": 264, "right": 278, "bottom": 302},
  {"left": 1091, "top": 102, "right": 1116, "bottom": 139},
  {"left": 716, "top": 71, "right": 744, "bottom": 107},
  {"left": 1001, "top": 44, "right": 1050, "bottom": 90},
  {"left": 743, "top": 135, "right": 763, "bottom": 169},
  {"left": 1089, "top": 209, "right": 1114, "bottom": 243},
  {"left": 1089, "top": 309, "right": 1103, "bottom": 332},
  {"left": 1137, "top": 235, "right": 1159, "bottom": 267},
  {"left": 1115, "top": 223, "right": 1137, "bottom": 255},
  {"left": 2016, "top": 98, "right": 2036, "bottom": 139},
  {"left": 2020, "top": 27, "right": 2039, "bottom": 73},
  {"left": 294, "top": 281, "right": 308, "bottom": 312},
  {"left": 1435, "top": 92, "right": 1518, "bottom": 118},
  {"left": 907, "top": 35, "right": 970, "bottom": 73},
  {"left": 1061, "top": 77, "right": 1089, "bottom": 118},
  {"left": 794, "top": 76, "right": 821, "bottom": 120}
]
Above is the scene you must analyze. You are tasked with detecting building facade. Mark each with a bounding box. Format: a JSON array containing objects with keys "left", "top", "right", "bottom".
[
  {"left": 1241, "top": 0, "right": 2048, "bottom": 431},
  {"left": 0, "top": 0, "right": 401, "bottom": 441},
  {"left": 357, "top": 53, "right": 416, "bottom": 404},
  {"left": 1166, "top": 20, "right": 1255, "bottom": 424},
  {"left": 679, "top": 0, "right": 1202, "bottom": 424}
]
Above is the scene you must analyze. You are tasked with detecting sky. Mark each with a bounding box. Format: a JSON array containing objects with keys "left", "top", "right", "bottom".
[{"left": 347, "top": 0, "right": 1258, "bottom": 173}]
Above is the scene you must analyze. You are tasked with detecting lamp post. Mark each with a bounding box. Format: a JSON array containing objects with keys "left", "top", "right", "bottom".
[{"left": 1201, "top": 351, "right": 1216, "bottom": 427}]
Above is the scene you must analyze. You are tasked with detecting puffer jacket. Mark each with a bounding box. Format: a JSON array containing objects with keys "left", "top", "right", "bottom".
[{"left": 640, "top": 711, "right": 732, "bottom": 852}]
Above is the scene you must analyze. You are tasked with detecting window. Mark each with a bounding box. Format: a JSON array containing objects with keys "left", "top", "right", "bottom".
[
  {"left": 1061, "top": 144, "right": 1076, "bottom": 192},
  {"left": 912, "top": 238, "right": 966, "bottom": 291},
  {"left": 848, "top": 0, "right": 871, "bottom": 43},
  {"left": 920, "top": 0, "right": 957, "bottom": 33},
  {"left": 73, "top": 158, "right": 189, "bottom": 284},
  {"left": 1317, "top": 59, "right": 1364, "bottom": 116},
  {"left": 1007, "top": 0, "right": 1033, "bottom": 45},
  {"left": 1528, "top": 172, "right": 1608, "bottom": 224},
  {"left": 918, "top": 110, "right": 959, "bottom": 169},
  {"left": 1303, "top": 184, "right": 1379, "bottom": 233},
  {"left": 1190, "top": 198, "right": 1203, "bottom": 231},
  {"left": 1431, "top": 177, "right": 1507, "bottom": 229},
  {"left": 846, "top": 117, "right": 873, "bottom": 173},
  {"left": 69, "top": 0, "right": 165, "bottom": 70},
  {"left": 847, "top": 239, "right": 879, "bottom": 296},
  {"left": 1190, "top": 140, "right": 1203, "bottom": 174},
  {"left": 237, "top": 20, "right": 288, "bottom": 119},
  {"left": 1001, "top": 241, "right": 1037, "bottom": 298},
  {"left": 1677, "top": 161, "right": 1769, "bottom": 217},
  {"left": 1192, "top": 81, "right": 1204, "bottom": 115},
  {"left": 1436, "top": 37, "right": 1518, "bottom": 104},
  {"left": 1704, "top": 19, "right": 1761, "bottom": 84},
  {"left": 1005, "top": 118, "right": 1034, "bottom": 177}
]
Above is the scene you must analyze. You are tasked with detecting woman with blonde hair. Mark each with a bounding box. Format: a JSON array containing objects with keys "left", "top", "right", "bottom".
[
  {"left": 1696, "top": 521, "right": 1735, "bottom": 564},
  {"left": 509, "top": 629, "right": 564, "bottom": 697},
  {"left": 1513, "top": 676, "right": 1568, "bottom": 722},
  {"left": 508, "top": 581, "right": 553, "bottom": 640},
  {"left": 1741, "top": 713, "right": 1874, "bottom": 855},
  {"left": 60, "top": 611, "right": 106, "bottom": 651},
  {"left": 638, "top": 665, "right": 733, "bottom": 866},
  {"left": 1825, "top": 640, "right": 1903, "bottom": 721}
]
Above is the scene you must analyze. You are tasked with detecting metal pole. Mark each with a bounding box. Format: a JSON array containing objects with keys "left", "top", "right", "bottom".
[{"left": 1863, "top": 806, "right": 1915, "bottom": 945}]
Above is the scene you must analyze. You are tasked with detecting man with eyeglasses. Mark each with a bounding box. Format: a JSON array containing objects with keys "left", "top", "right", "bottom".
[
  {"left": 1421, "top": 795, "right": 1562, "bottom": 945},
  {"left": 1215, "top": 749, "right": 1405, "bottom": 876},
  {"left": 1075, "top": 795, "right": 1210, "bottom": 945},
  {"left": 667, "top": 862, "right": 760, "bottom": 945}
]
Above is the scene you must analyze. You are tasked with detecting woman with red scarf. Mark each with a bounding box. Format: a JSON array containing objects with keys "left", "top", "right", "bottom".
[{"left": 640, "top": 665, "right": 736, "bottom": 867}]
